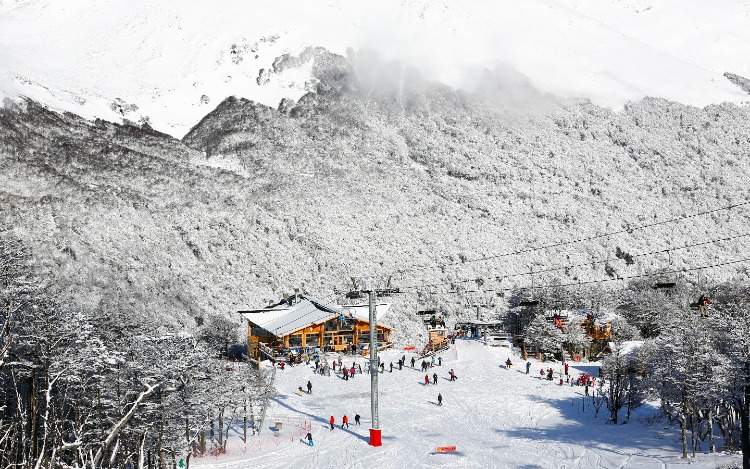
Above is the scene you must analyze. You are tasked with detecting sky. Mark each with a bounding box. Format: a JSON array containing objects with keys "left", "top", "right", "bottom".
[{"left": 0, "top": 0, "right": 748, "bottom": 136}]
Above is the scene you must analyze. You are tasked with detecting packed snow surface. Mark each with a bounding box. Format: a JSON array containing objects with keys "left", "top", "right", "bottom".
[
  {"left": 193, "top": 339, "right": 738, "bottom": 468},
  {"left": 1, "top": 0, "right": 749, "bottom": 136}
]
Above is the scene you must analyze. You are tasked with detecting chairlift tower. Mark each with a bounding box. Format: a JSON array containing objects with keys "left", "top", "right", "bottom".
[
  {"left": 361, "top": 285, "right": 400, "bottom": 447},
  {"left": 366, "top": 288, "right": 381, "bottom": 446}
]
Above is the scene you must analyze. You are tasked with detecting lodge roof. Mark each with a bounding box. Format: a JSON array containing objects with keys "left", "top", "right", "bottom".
[{"left": 238, "top": 294, "right": 392, "bottom": 337}]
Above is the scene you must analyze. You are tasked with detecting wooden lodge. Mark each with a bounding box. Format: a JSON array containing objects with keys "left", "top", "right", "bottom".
[{"left": 238, "top": 293, "right": 394, "bottom": 361}]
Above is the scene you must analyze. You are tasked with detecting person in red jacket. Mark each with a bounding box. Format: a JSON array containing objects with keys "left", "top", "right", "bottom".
[
  {"left": 329, "top": 416, "right": 335, "bottom": 430},
  {"left": 342, "top": 415, "right": 349, "bottom": 429},
  {"left": 424, "top": 374, "right": 430, "bottom": 385}
]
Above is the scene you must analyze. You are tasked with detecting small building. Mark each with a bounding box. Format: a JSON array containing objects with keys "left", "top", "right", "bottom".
[{"left": 238, "top": 293, "right": 394, "bottom": 360}]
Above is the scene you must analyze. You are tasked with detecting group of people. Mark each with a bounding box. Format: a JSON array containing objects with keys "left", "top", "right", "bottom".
[
  {"left": 429, "top": 314, "right": 446, "bottom": 329},
  {"left": 329, "top": 414, "right": 360, "bottom": 430},
  {"left": 304, "top": 413, "right": 362, "bottom": 445}
]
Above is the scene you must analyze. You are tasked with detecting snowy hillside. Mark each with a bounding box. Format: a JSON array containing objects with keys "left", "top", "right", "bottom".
[
  {"left": 1, "top": 0, "right": 749, "bottom": 136},
  {"left": 192, "top": 339, "right": 740, "bottom": 468}
]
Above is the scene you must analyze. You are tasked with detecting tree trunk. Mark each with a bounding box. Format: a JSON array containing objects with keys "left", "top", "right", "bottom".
[
  {"left": 690, "top": 411, "right": 697, "bottom": 457},
  {"left": 708, "top": 407, "right": 715, "bottom": 453},
  {"left": 680, "top": 414, "right": 688, "bottom": 459},
  {"left": 742, "top": 360, "right": 750, "bottom": 469}
]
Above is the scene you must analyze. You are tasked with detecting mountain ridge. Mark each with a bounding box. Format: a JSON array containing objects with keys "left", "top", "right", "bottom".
[{"left": 1, "top": 53, "right": 749, "bottom": 342}]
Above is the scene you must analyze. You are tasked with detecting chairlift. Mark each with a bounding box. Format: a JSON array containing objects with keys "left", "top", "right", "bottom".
[{"left": 652, "top": 251, "right": 676, "bottom": 290}]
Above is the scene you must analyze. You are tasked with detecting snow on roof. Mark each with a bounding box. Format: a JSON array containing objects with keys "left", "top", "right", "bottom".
[
  {"left": 238, "top": 294, "right": 391, "bottom": 337},
  {"left": 339, "top": 303, "right": 390, "bottom": 323}
]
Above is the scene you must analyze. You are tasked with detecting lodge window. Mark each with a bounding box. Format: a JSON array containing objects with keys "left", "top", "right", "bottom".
[{"left": 289, "top": 334, "right": 303, "bottom": 347}]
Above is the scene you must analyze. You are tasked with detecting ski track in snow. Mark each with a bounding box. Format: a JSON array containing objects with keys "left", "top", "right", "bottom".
[{"left": 192, "top": 340, "right": 739, "bottom": 468}]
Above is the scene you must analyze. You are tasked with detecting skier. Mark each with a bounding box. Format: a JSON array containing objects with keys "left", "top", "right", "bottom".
[
  {"left": 564, "top": 363, "right": 569, "bottom": 376},
  {"left": 355, "top": 414, "right": 361, "bottom": 426},
  {"left": 329, "top": 416, "right": 335, "bottom": 430},
  {"left": 411, "top": 357, "right": 416, "bottom": 368},
  {"left": 380, "top": 363, "right": 385, "bottom": 374},
  {"left": 438, "top": 356, "right": 442, "bottom": 366},
  {"left": 505, "top": 358, "right": 512, "bottom": 370},
  {"left": 585, "top": 383, "right": 590, "bottom": 396},
  {"left": 449, "top": 369, "right": 457, "bottom": 381},
  {"left": 306, "top": 432, "right": 314, "bottom": 446},
  {"left": 526, "top": 362, "right": 531, "bottom": 374},
  {"left": 402, "top": 354, "right": 406, "bottom": 366},
  {"left": 389, "top": 362, "right": 393, "bottom": 373},
  {"left": 307, "top": 380, "right": 312, "bottom": 394},
  {"left": 425, "top": 374, "right": 430, "bottom": 385},
  {"left": 332, "top": 360, "right": 337, "bottom": 372},
  {"left": 437, "top": 393, "right": 443, "bottom": 406},
  {"left": 342, "top": 415, "right": 349, "bottom": 429},
  {"left": 343, "top": 367, "right": 349, "bottom": 381},
  {"left": 433, "top": 373, "right": 438, "bottom": 385},
  {"left": 398, "top": 359, "right": 403, "bottom": 370}
]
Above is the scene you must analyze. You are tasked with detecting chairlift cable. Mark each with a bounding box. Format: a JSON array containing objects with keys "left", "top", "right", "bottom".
[
  {"left": 354, "top": 199, "right": 750, "bottom": 279},
  {"left": 386, "top": 232, "right": 750, "bottom": 293},
  {"left": 399, "top": 257, "right": 750, "bottom": 294}
]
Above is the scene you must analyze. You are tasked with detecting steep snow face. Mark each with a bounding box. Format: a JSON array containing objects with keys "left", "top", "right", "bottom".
[{"left": 1, "top": 0, "right": 748, "bottom": 137}]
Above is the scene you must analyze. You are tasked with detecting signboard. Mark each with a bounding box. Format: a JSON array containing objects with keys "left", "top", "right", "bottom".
[
  {"left": 403, "top": 346, "right": 416, "bottom": 350},
  {"left": 436, "top": 446, "right": 457, "bottom": 453}
]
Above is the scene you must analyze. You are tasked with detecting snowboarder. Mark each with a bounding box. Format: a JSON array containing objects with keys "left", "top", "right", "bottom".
[
  {"left": 505, "top": 358, "right": 512, "bottom": 370},
  {"left": 438, "top": 356, "right": 442, "bottom": 366},
  {"left": 342, "top": 415, "right": 349, "bottom": 429},
  {"left": 306, "top": 432, "right": 314, "bottom": 446},
  {"left": 411, "top": 357, "right": 416, "bottom": 368},
  {"left": 355, "top": 414, "right": 361, "bottom": 426},
  {"left": 526, "top": 362, "right": 531, "bottom": 374},
  {"left": 307, "top": 380, "right": 312, "bottom": 394},
  {"left": 433, "top": 373, "right": 438, "bottom": 385},
  {"left": 425, "top": 374, "right": 430, "bottom": 385},
  {"left": 437, "top": 393, "right": 443, "bottom": 406},
  {"left": 329, "top": 416, "right": 335, "bottom": 430}
]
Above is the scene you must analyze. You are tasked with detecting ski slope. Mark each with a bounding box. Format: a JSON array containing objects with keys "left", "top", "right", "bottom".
[
  {"left": 193, "top": 339, "right": 738, "bottom": 468},
  {"left": 1, "top": 0, "right": 749, "bottom": 137}
]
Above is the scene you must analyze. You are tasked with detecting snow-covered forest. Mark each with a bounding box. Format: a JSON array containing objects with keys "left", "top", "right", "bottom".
[{"left": 1, "top": 2, "right": 750, "bottom": 465}]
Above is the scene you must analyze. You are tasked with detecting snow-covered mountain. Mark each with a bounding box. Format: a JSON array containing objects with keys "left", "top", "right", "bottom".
[{"left": 1, "top": 0, "right": 749, "bottom": 137}]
